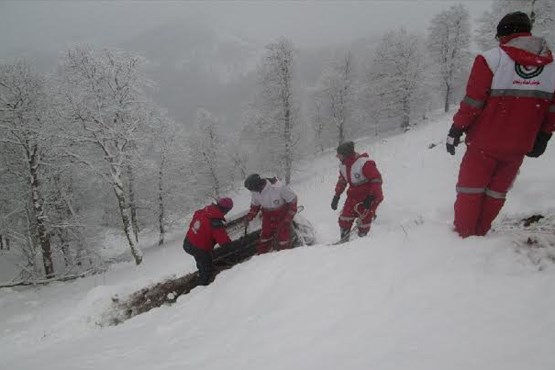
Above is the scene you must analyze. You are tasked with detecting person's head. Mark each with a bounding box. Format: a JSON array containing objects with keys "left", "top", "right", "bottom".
[
  {"left": 216, "top": 197, "right": 233, "bottom": 214},
  {"left": 336, "top": 141, "right": 355, "bottom": 161},
  {"left": 244, "top": 173, "right": 265, "bottom": 192},
  {"left": 496, "top": 11, "right": 532, "bottom": 40}
]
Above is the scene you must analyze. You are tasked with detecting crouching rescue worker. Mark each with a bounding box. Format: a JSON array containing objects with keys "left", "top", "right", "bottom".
[
  {"left": 183, "top": 197, "right": 234, "bottom": 285},
  {"left": 331, "top": 141, "right": 383, "bottom": 243},
  {"left": 446, "top": 11, "right": 555, "bottom": 238},
  {"left": 244, "top": 174, "right": 298, "bottom": 254}
]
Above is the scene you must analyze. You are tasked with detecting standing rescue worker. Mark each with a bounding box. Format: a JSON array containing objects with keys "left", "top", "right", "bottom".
[
  {"left": 446, "top": 11, "right": 555, "bottom": 238},
  {"left": 331, "top": 141, "right": 383, "bottom": 243},
  {"left": 183, "top": 197, "right": 233, "bottom": 285},
  {"left": 244, "top": 174, "right": 298, "bottom": 254}
]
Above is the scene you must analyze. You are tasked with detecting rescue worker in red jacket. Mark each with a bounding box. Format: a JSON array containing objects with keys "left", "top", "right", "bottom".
[
  {"left": 244, "top": 174, "right": 298, "bottom": 254},
  {"left": 446, "top": 12, "right": 555, "bottom": 238},
  {"left": 331, "top": 141, "right": 384, "bottom": 243},
  {"left": 183, "top": 197, "right": 233, "bottom": 285}
]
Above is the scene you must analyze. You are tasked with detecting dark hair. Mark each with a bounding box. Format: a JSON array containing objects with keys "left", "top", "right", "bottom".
[
  {"left": 496, "top": 11, "right": 532, "bottom": 38},
  {"left": 337, "top": 141, "right": 355, "bottom": 156},
  {"left": 244, "top": 173, "right": 265, "bottom": 192}
]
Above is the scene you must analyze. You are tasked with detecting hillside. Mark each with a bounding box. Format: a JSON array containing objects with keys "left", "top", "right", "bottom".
[{"left": 1, "top": 113, "right": 555, "bottom": 370}]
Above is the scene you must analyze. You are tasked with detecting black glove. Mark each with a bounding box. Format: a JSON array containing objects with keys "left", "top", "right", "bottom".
[
  {"left": 363, "top": 195, "right": 375, "bottom": 209},
  {"left": 331, "top": 195, "right": 340, "bottom": 210},
  {"left": 526, "top": 131, "right": 552, "bottom": 158},
  {"left": 446, "top": 125, "right": 464, "bottom": 155}
]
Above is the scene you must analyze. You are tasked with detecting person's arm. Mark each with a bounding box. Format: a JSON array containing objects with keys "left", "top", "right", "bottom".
[
  {"left": 334, "top": 173, "right": 347, "bottom": 197},
  {"left": 280, "top": 185, "right": 298, "bottom": 223},
  {"left": 362, "top": 160, "right": 384, "bottom": 209},
  {"left": 452, "top": 55, "right": 493, "bottom": 130},
  {"left": 527, "top": 96, "right": 555, "bottom": 157},
  {"left": 540, "top": 94, "right": 555, "bottom": 134},
  {"left": 211, "top": 218, "right": 232, "bottom": 246},
  {"left": 246, "top": 205, "right": 260, "bottom": 221},
  {"left": 246, "top": 193, "right": 261, "bottom": 221}
]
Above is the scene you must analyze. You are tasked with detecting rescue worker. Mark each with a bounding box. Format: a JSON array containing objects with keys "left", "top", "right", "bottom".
[
  {"left": 331, "top": 141, "right": 383, "bottom": 243},
  {"left": 244, "top": 174, "right": 298, "bottom": 254},
  {"left": 183, "top": 197, "right": 234, "bottom": 285},
  {"left": 446, "top": 11, "right": 555, "bottom": 238}
]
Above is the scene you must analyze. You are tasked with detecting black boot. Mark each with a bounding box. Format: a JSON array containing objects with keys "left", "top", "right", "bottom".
[{"left": 340, "top": 228, "right": 351, "bottom": 243}]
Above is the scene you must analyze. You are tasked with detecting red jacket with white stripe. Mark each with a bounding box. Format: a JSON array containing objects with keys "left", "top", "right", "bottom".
[
  {"left": 335, "top": 152, "right": 383, "bottom": 201},
  {"left": 185, "top": 205, "right": 231, "bottom": 252},
  {"left": 453, "top": 33, "right": 555, "bottom": 156}
]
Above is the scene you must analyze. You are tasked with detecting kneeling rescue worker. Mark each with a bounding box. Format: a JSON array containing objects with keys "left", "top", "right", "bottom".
[
  {"left": 183, "top": 197, "right": 234, "bottom": 285},
  {"left": 244, "top": 174, "right": 298, "bottom": 254}
]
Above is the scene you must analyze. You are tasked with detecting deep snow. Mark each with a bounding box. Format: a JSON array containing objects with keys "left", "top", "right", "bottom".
[{"left": 1, "top": 113, "right": 555, "bottom": 370}]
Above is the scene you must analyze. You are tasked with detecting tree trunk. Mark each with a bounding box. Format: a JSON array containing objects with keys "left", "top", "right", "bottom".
[
  {"left": 444, "top": 82, "right": 451, "bottom": 113},
  {"left": 112, "top": 172, "right": 143, "bottom": 265},
  {"left": 284, "top": 103, "right": 292, "bottom": 185},
  {"left": 157, "top": 159, "right": 165, "bottom": 246},
  {"left": 402, "top": 97, "right": 411, "bottom": 132},
  {"left": 282, "top": 62, "right": 293, "bottom": 185},
  {"left": 0, "top": 235, "right": 3, "bottom": 250},
  {"left": 59, "top": 229, "right": 72, "bottom": 267},
  {"left": 127, "top": 164, "right": 140, "bottom": 243},
  {"left": 28, "top": 146, "right": 54, "bottom": 278}
]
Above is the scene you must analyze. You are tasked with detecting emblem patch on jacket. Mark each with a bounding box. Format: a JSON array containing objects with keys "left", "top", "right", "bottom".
[
  {"left": 515, "top": 64, "right": 544, "bottom": 79},
  {"left": 192, "top": 220, "right": 201, "bottom": 233}
]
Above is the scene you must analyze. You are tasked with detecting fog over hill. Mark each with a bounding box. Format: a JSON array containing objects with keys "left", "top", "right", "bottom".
[{"left": 0, "top": 1, "right": 492, "bottom": 126}]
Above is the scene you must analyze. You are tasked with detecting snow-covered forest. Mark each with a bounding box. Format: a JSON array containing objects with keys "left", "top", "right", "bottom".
[{"left": 1, "top": 1, "right": 555, "bottom": 368}]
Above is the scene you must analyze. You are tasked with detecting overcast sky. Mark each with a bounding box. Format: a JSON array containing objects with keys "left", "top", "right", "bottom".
[{"left": 0, "top": 0, "right": 493, "bottom": 57}]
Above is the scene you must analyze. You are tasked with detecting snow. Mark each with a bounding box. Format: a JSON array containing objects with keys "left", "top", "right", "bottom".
[{"left": 2, "top": 113, "right": 555, "bottom": 370}]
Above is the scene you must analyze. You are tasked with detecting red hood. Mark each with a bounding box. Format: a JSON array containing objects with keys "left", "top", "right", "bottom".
[
  {"left": 500, "top": 33, "right": 553, "bottom": 66},
  {"left": 341, "top": 152, "right": 369, "bottom": 165},
  {"left": 203, "top": 204, "right": 227, "bottom": 219}
]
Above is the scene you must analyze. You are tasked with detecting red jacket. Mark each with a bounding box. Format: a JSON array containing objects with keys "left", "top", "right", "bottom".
[
  {"left": 453, "top": 33, "right": 555, "bottom": 156},
  {"left": 335, "top": 152, "right": 383, "bottom": 201},
  {"left": 185, "top": 205, "right": 231, "bottom": 252}
]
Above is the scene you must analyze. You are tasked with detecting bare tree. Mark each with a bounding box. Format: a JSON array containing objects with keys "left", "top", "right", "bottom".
[
  {"left": 187, "top": 108, "right": 234, "bottom": 199},
  {"left": 428, "top": 4, "right": 471, "bottom": 112},
  {"left": 367, "top": 29, "right": 429, "bottom": 132},
  {"left": 313, "top": 51, "right": 355, "bottom": 146},
  {"left": 56, "top": 46, "right": 155, "bottom": 265},
  {"left": 309, "top": 99, "right": 327, "bottom": 152},
  {"left": 0, "top": 61, "right": 56, "bottom": 278},
  {"left": 251, "top": 37, "right": 299, "bottom": 184}
]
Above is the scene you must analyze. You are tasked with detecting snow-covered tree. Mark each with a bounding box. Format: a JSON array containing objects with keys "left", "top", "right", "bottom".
[
  {"left": 248, "top": 37, "right": 300, "bottom": 184},
  {"left": 0, "top": 61, "right": 56, "bottom": 278},
  {"left": 428, "top": 4, "right": 471, "bottom": 112},
  {"left": 366, "top": 29, "right": 429, "bottom": 132},
  {"left": 187, "top": 108, "right": 234, "bottom": 201},
  {"left": 312, "top": 51, "right": 356, "bottom": 147},
  {"left": 143, "top": 111, "right": 189, "bottom": 246},
  {"left": 475, "top": 0, "right": 555, "bottom": 51},
  {"left": 56, "top": 46, "right": 155, "bottom": 265}
]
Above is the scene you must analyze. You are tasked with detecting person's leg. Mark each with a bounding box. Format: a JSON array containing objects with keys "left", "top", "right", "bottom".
[
  {"left": 277, "top": 221, "right": 292, "bottom": 250},
  {"left": 454, "top": 147, "right": 496, "bottom": 237},
  {"left": 356, "top": 207, "right": 374, "bottom": 237},
  {"left": 257, "top": 219, "right": 275, "bottom": 254},
  {"left": 338, "top": 196, "right": 357, "bottom": 241},
  {"left": 476, "top": 155, "right": 523, "bottom": 236},
  {"left": 195, "top": 249, "right": 214, "bottom": 285},
  {"left": 183, "top": 240, "right": 214, "bottom": 285}
]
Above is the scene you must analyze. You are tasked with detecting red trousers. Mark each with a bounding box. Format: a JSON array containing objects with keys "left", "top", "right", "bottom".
[
  {"left": 339, "top": 193, "right": 382, "bottom": 236},
  {"left": 258, "top": 209, "right": 292, "bottom": 254},
  {"left": 454, "top": 146, "right": 523, "bottom": 237}
]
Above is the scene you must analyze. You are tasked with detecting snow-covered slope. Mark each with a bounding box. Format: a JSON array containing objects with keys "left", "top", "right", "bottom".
[{"left": 2, "top": 113, "right": 555, "bottom": 370}]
